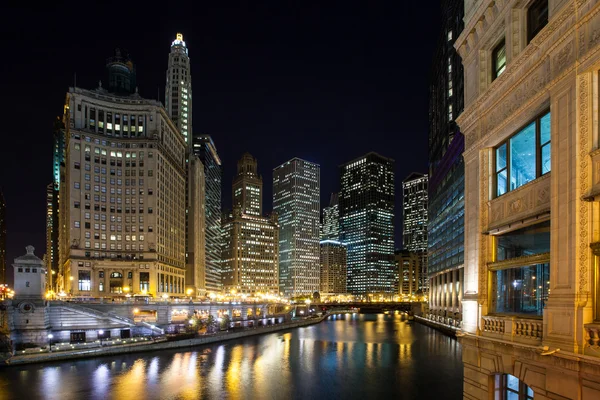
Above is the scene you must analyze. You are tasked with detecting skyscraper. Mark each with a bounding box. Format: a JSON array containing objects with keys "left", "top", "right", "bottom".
[
  {"left": 165, "top": 33, "right": 192, "bottom": 144},
  {"left": 164, "top": 33, "right": 206, "bottom": 296},
  {"left": 339, "top": 152, "right": 395, "bottom": 295},
  {"left": 232, "top": 153, "right": 263, "bottom": 216},
  {"left": 427, "top": 0, "right": 465, "bottom": 327},
  {"left": 193, "top": 135, "right": 222, "bottom": 294},
  {"left": 402, "top": 173, "right": 428, "bottom": 293},
  {"left": 273, "top": 158, "right": 320, "bottom": 297},
  {"left": 57, "top": 51, "right": 187, "bottom": 298},
  {"left": 402, "top": 173, "right": 428, "bottom": 252},
  {"left": 321, "top": 193, "right": 340, "bottom": 241},
  {"left": 319, "top": 240, "right": 347, "bottom": 295},
  {"left": 47, "top": 116, "right": 66, "bottom": 289},
  {"left": 0, "top": 190, "right": 5, "bottom": 284},
  {"left": 221, "top": 154, "right": 279, "bottom": 295}
]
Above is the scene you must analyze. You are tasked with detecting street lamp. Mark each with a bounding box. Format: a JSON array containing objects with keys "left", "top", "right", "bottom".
[
  {"left": 47, "top": 333, "right": 54, "bottom": 352},
  {"left": 98, "top": 330, "right": 104, "bottom": 346}
]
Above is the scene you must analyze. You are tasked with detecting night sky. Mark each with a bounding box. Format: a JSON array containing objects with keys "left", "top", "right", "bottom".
[{"left": 0, "top": 2, "right": 440, "bottom": 279}]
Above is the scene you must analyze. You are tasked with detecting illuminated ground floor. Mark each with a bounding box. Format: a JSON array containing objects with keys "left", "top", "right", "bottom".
[{"left": 427, "top": 266, "right": 463, "bottom": 327}]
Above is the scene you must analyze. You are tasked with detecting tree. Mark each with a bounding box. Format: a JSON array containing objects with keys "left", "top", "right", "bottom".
[
  {"left": 220, "top": 314, "right": 231, "bottom": 331},
  {"left": 206, "top": 315, "right": 218, "bottom": 334},
  {"left": 312, "top": 292, "right": 321, "bottom": 302}
]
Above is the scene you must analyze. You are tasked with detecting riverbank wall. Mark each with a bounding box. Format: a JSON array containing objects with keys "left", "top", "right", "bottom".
[
  {"left": 2, "top": 316, "right": 326, "bottom": 367},
  {"left": 414, "top": 315, "right": 459, "bottom": 337}
]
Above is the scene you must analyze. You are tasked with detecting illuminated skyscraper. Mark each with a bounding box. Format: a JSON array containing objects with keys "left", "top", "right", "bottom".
[
  {"left": 319, "top": 240, "right": 347, "bottom": 295},
  {"left": 339, "top": 152, "right": 395, "bottom": 295},
  {"left": 402, "top": 173, "right": 428, "bottom": 293},
  {"left": 221, "top": 155, "right": 279, "bottom": 295},
  {"left": 233, "top": 153, "right": 262, "bottom": 216},
  {"left": 47, "top": 117, "right": 66, "bottom": 289},
  {"left": 321, "top": 193, "right": 340, "bottom": 241},
  {"left": 273, "top": 158, "right": 320, "bottom": 297},
  {"left": 0, "top": 190, "right": 5, "bottom": 284},
  {"left": 193, "top": 135, "right": 222, "bottom": 294},
  {"left": 402, "top": 173, "right": 428, "bottom": 252},
  {"left": 165, "top": 33, "right": 192, "bottom": 144}
]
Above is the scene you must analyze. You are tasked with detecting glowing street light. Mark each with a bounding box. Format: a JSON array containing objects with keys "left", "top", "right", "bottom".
[{"left": 47, "top": 333, "right": 54, "bottom": 352}]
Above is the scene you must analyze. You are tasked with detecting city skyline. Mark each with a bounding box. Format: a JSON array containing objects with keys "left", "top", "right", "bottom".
[{"left": 0, "top": 3, "right": 437, "bottom": 273}]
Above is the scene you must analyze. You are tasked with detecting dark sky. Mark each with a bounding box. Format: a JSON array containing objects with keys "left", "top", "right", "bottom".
[{"left": 0, "top": 1, "right": 440, "bottom": 274}]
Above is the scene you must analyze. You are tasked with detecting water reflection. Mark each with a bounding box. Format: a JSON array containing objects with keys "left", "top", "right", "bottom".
[{"left": 2, "top": 314, "right": 463, "bottom": 400}]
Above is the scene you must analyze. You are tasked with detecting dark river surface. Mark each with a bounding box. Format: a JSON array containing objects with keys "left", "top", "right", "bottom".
[{"left": 0, "top": 314, "right": 463, "bottom": 399}]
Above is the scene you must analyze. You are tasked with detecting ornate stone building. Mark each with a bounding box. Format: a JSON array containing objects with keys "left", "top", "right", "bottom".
[
  {"left": 455, "top": 0, "right": 600, "bottom": 398},
  {"left": 58, "top": 51, "right": 188, "bottom": 299}
]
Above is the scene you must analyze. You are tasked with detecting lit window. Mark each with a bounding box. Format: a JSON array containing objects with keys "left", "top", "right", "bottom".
[
  {"left": 447, "top": 30, "right": 452, "bottom": 41},
  {"left": 495, "top": 111, "right": 550, "bottom": 196},
  {"left": 492, "top": 39, "right": 506, "bottom": 80}
]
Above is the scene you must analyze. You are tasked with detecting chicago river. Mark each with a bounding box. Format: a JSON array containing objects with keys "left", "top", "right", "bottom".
[{"left": 0, "top": 314, "right": 462, "bottom": 399}]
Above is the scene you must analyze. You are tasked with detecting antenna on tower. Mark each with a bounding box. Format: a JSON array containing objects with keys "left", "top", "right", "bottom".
[{"left": 74, "top": 72, "right": 77, "bottom": 88}]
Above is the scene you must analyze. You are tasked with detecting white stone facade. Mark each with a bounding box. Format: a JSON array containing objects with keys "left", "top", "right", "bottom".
[{"left": 456, "top": 0, "right": 600, "bottom": 398}]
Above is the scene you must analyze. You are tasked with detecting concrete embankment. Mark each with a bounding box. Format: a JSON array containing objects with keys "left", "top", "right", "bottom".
[
  {"left": 3, "top": 316, "right": 326, "bottom": 367},
  {"left": 414, "top": 315, "right": 459, "bottom": 337}
]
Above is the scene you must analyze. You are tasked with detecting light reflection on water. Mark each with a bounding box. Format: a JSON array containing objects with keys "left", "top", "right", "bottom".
[{"left": 1, "top": 314, "right": 463, "bottom": 400}]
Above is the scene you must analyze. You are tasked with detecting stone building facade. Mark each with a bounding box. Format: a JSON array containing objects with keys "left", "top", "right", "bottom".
[
  {"left": 455, "top": 0, "right": 600, "bottom": 398},
  {"left": 57, "top": 54, "right": 188, "bottom": 299}
]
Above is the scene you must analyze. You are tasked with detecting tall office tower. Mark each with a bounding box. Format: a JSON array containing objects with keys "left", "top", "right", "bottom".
[
  {"left": 319, "top": 240, "right": 347, "bottom": 295},
  {"left": 0, "top": 190, "right": 5, "bottom": 284},
  {"left": 321, "top": 193, "right": 340, "bottom": 241},
  {"left": 273, "top": 158, "right": 320, "bottom": 297},
  {"left": 221, "top": 154, "right": 279, "bottom": 295},
  {"left": 165, "top": 33, "right": 192, "bottom": 144},
  {"left": 185, "top": 156, "right": 206, "bottom": 296},
  {"left": 193, "top": 135, "right": 222, "bottom": 294},
  {"left": 57, "top": 50, "right": 188, "bottom": 298},
  {"left": 402, "top": 173, "right": 428, "bottom": 252},
  {"left": 47, "top": 117, "right": 66, "bottom": 289},
  {"left": 402, "top": 173, "right": 428, "bottom": 293},
  {"left": 339, "top": 152, "right": 395, "bottom": 296},
  {"left": 427, "top": 0, "right": 465, "bottom": 327},
  {"left": 395, "top": 250, "right": 423, "bottom": 297},
  {"left": 232, "top": 153, "right": 262, "bottom": 216}
]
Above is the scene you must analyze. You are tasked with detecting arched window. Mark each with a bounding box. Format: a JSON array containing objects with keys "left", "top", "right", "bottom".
[
  {"left": 110, "top": 272, "right": 123, "bottom": 278},
  {"left": 493, "top": 374, "right": 533, "bottom": 399}
]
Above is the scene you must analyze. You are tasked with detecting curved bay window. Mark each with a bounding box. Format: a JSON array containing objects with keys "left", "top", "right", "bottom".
[
  {"left": 495, "top": 112, "right": 551, "bottom": 197},
  {"left": 491, "top": 221, "right": 550, "bottom": 316}
]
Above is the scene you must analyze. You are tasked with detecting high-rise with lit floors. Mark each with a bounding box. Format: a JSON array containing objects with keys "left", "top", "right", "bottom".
[
  {"left": 402, "top": 173, "right": 428, "bottom": 293},
  {"left": 0, "top": 190, "right": 5, "bottom": 284},
  {"left": 273, "top": 158, "right": 320, "bottom": 297},
  {"left": 164, "top": 33, "right": 206, "bottom": 296},
  {"left": 193, "top": 135, "right": 222, "bottom": 294},
  {"left": 321, "top": 193, "right": 340, "bottom": 241},
  {"left": 339, "top": 152, "right": 395, "bottom": 296},
  {"left": 165, "top": 33, "right": 192, "bottom": 144},
  {"left": 57, "top": 50, "right": 187, "bottom": 298},
  {"left": 221, "top": 154, "right": 279, "bottom": 295},
  {"left": 233, "top": 153, "right": 262, "bottom": 216},
  {"left": 319, "top": 240, "right": 347, "bottom": 295},
  {"left": 427, "top": 0, "right": 464, "bottom": 327},
  {"left": 47, "top": 116, "right": 66, "bottom": 290}
]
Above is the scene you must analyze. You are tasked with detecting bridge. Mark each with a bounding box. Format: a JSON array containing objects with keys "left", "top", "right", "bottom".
[{"left": 314, "top": 302, "right": 426, "bottom": 315}]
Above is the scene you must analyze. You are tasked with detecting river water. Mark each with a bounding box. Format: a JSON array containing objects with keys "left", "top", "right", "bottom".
[{"left": 0, "top": 314, "right": 463, "bottom": 399}]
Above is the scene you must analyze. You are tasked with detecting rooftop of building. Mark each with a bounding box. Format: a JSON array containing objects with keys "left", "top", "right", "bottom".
[
  {"left": 273, "top": 157, "right": 320, "bottom": 170},
  {"left": 403, "top": 172, "right": 428, "bottom": 183},
  {"left": 339, "top": 151, "right": 395, "bottom": 168}
]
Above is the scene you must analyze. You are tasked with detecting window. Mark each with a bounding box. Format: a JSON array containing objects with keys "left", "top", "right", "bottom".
[
  {"left": 493, "top": 374, "right": 534, "bottom": 400},
  {"left": 78, "top": 271, "right": 91, "bottom": 291},
  {"left": 495, "top": 111, "right": 550, "bottom": 197},
  {"left": 111, "top": 272, "right": 123, "bottom": 278},
  {"left": 99, "top": 282, "right": 104, "bottom": 292},
  {"left": 528, "top": 0, "right": 548, "bottom": 43},
  {"left": 140, "top": 272, "right": 150, "bottom": 292},
  {"left": 74, "top": 221, "right": 80, "bottom": 228},
  {"left": 492, "top": 39, "right": 506, "bottom": 80},
  {"left": 492, "top": 222, "right": 550, "bottom": 316}
]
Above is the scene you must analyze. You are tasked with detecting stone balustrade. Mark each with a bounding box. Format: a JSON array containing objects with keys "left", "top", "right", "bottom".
[{"left": 481, "top": 315, "right": 542, "bottom": 344}]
